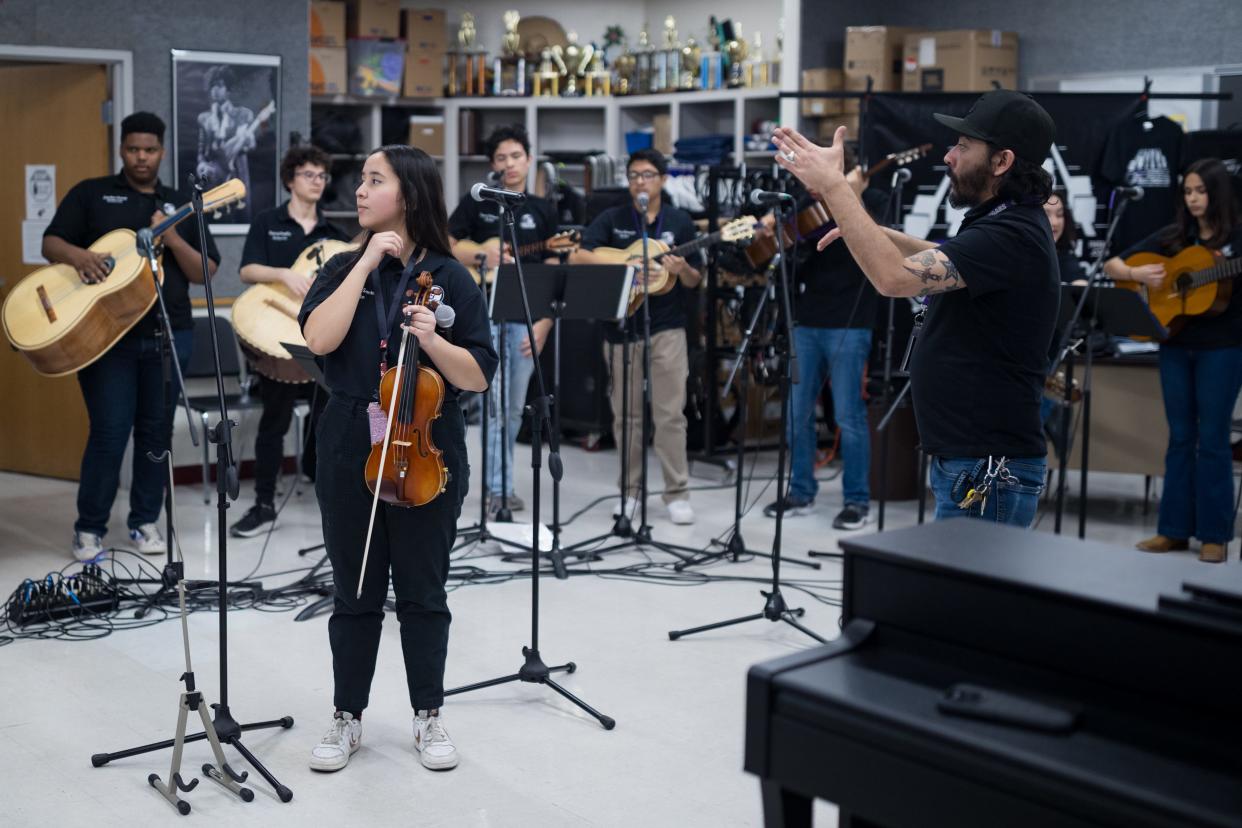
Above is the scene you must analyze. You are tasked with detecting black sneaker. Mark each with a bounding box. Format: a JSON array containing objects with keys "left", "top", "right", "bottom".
[
  {"left": 763, "top": 494, "right": 815, "bottom": 518},
  {"left": 832, "top": 504, "right": 870, "bottom": 530},
  {"left": 230, "top": 503, "right": 277, "bottom": 538}
]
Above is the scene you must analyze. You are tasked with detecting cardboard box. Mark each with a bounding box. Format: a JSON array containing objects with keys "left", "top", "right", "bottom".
[
  {"left": 347, "top": 0, "right": 401, "bottom": 39},
  {"left": 407, "top": 116, "right": 445, "bottom": 156},
  {"left": 801, "top": 68, "right": 843, "bottom": 117},
  {"left": 843, "top": 26, "right": 915, "bottom": 112},
  {"left": 404, "top": 45, "right": 445, "bottom": 98},
  {"left": 348, "top": 39, "right": 405, "bottom": 97},
  {"left": 404, "top": 9, "right": 447, "bottom": 51},
  {"left": 902, "top": 30, "right": 1019, "bottom": 93},
  {"left": 310, "top": 1, "right": 346, "bottom": 47},
  {"left": 652, "top": 113, "right": 672, "bottom": 155},
  {"left": 815, "top": 114, "right": 861, "bottom": 143},
  {"left": 309, "top": 46, "right": 348, "bottom": 96}
]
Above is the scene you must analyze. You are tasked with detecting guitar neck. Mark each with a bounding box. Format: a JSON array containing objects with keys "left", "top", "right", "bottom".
[
  {"left": 150, "top": 204, "right": 194, "bottom": 239},
  {"left": 1193, "top": 256, "right": 1242, "bottom": 287},
  {"left": 654, "top": 230, "right": 721, "bottom": 260}
]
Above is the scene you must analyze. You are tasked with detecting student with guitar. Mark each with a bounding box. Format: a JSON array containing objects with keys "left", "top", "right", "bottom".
[
  {"left": 1104, "top": 158, "right": 1242, "bottom": 563},
  {"left": 41, "top": 112, "right": 220, "bottom": 561},
  {"left": 448, "top": 124, "right": 558, "bottom": 516},
  {"left": 228, "top": 144, "right": 352, "bottom": 538},
  {"left": 573, "top": 148, "right": 703, "bottom": 525}
]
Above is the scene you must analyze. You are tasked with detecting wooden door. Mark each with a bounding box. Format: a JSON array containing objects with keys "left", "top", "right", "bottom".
[{"left": 0, "top": 62, "right": 111, "bottom": 478}]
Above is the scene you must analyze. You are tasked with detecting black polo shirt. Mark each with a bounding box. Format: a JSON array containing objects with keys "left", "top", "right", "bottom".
[
  {"left": 448, "top": 193, "right": 558, "bottom": 264},
  {"left": 796, "top": 187, "right": 889, "bottom": 329},
  {"left": 297, "top": 248, "right": 498, "bottom": 402},
  {"left": 241, "top": 202, "right": 351, "bottom": 270},
  {"left": 581, "top": 201, "right": 699, "bottom": 342},
  {"left": 1120, "top": 223, "right": 1242, "bottom": 350},
  {"left": 43, "top": 172, "right": 220, "bottom": 331},
  {"left": 910, "top": 196, "right": 1059, "bottom": 458}
]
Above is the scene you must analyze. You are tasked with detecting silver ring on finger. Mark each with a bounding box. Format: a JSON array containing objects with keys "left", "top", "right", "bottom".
[{"left": 782, "top": 150, "right": 797, "bottom": 163}]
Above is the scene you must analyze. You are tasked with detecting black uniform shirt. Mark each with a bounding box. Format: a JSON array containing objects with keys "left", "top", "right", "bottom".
[
  {"left": 581, "top": 201, "right": 699, "bottom": 342},
  {"left": 795, "top": 187, "right": 889, "bottom": 329},
  {"left": 43, "top": 172, "right": 221, "bottom": 331},
  {"left": 910, "top": 196, "right": 1059, "bottom": 458},
  {"left": 241, "top": 202, "right": 350, "bottom": 270},
  {"left": 298, "top": 248, "right": 498, "bottom": 402}
]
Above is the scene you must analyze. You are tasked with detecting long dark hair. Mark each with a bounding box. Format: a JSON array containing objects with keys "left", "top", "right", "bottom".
[
  {"left": 1049, "top": 188, "right": 1078, "bottom": 252},
  {"left": 355, "top": 144, "right": 453, "bottom": 260},
  {"left": 1159, "top": 157, "right": 1238, "bottom": 252},
  {"left": 991, "top": 146, "right": 1053, "bottom": 206}
]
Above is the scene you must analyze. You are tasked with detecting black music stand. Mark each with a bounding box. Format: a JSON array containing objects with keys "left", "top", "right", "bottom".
[
  {"left": 491, "top": 263, "right": 630, "bottom": 575},
  {"left": 1051, "top": 285, "right": 1166, "bottom": 536}
]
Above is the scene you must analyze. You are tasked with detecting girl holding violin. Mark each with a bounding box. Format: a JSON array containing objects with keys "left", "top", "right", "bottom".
[
  {"left": 1104, "top": 158, "right": 1242, "bottom": 564},
  {"left": 298, "top": 145, "right": 497, "bottom": 772}
]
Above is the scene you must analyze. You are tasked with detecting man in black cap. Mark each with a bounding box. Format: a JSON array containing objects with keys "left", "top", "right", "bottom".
[{"left": 772, "top": 89, "right": 1059, "bottom": 527}]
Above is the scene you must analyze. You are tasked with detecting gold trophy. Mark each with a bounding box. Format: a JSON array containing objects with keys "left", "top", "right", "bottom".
[
  {"left": 613, "top": 38, "right": 636, "bottom": 96},
  {"left": 583, "top": 49, "right": 610, "bottom": 96},
  {"left": 533, "top": 46, "right": 566, "bottom": 97},
  {"left": 635, "top": 28, "right": 653, "bottom": 94},
  {"left": 492, "top": 10, "right": 527, "bottom": 96},
  {"left": 659, "top": 16, "right": 680, "bottom": 92},
  {"left": 725, "top": 21, "right": 748, "bottom": 88},
  {"left": 448, "top": 13, "right": 487, "bottom": 97},
  {"left": 562, "top": 31, "right": 594, "bottom": 97},
  {"left": 679, "top": 37, "right": 700, "bottom": 91},
  {"left": 744, "top": 30, "right": 768, "bottom": 87}
]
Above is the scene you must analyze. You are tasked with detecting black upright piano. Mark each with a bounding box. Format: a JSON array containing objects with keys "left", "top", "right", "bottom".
[{"left": 745, "top": 520, "right": 1242, "bottom": 827}]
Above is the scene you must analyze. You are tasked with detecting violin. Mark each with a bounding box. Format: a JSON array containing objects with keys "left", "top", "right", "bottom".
[
  {"left": 364, "top": 271, "right": 450, "bottom": 507},
  {"left": 355, "top": 270, "right": 450, "bottom": 599}
]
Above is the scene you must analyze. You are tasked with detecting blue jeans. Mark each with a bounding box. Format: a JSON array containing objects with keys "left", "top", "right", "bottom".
[
  {"left": 1156, "top": 344, "right": 1242, "bottom": 543},
  {"left": 788, "top": 326, "right": 871, "bottom": 505},
  {"left": 75, "top": 327, "right": 193, "bottom": 537},
  {"left": 485, "top": 321, "right": 535, "bottom": 497},
  {"left": 929, "top": 455, "right": 1046, "bottom": 527}
]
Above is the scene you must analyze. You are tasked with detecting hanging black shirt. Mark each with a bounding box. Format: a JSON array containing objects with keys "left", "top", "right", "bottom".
[
  {"left": 1120, "top": 223, "right": 1242, "bottom": 350},
  {"left": 795, "top": 187, "right": 889, "bottom": 329},
  {"left": 241, "top": 202, "right": 351, "bottom": 270},
  {"left": 448, "top": 192, "right": 559, "bottom": 264},
  {"left": 43, "top": 172, "right": 221, "bottom": 331},
  {"left": 581, "top": 201, "right": 699, "bottom": 342},
  {"left": 1099, "top": 115, "right": 1187, "bottom": 254},
  {"left": 297, "top": 248, "right": 498, "bottom": 401},
  {"left": 911, "top": 197, "right": 1059, "bottom": 458}
]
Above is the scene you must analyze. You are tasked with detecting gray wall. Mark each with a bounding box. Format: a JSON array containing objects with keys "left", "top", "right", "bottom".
[
  {"left": 0, "top": 0, "right": 310, "bottom": 296},
  {"left": 801, "top": 0, "right": 1242, "bottom": 81}
]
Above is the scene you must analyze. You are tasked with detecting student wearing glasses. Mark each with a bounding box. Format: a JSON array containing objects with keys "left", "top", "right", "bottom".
[{"left": 230, "top": 145, "right": 352, "bottom": 538}]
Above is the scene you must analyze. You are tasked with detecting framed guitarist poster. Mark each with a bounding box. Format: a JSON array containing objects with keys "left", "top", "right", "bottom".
[{"left": 171, "top": 49, "right": 281, "bottom": 234}]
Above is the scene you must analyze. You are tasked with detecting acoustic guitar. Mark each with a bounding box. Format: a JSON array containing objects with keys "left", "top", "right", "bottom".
[
  {"left": 2, "top": 179, "right": 246, "bottom": 377},
  {"left": 230, "top": 238, "right": 359, "bottom": 383},
  {"left": 455, "top": 229, "right": 581, "bottom": 284},
  {"left": 589, "top": 217, "right": 754, "bottom": 316},
  {"left": 1119, "top": 246, "right": 1242, "bottom": 339},
  {"left": 745, "top": 143, "right": 932, "bottom": 270}
]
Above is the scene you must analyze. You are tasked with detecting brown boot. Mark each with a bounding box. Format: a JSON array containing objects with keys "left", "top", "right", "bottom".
[
  {"left": 1136, "top": 535, "right": 1189, "bottom": 553},
  {"left": 1199, "top": 543, "right": 1227, "bottom": 564}
]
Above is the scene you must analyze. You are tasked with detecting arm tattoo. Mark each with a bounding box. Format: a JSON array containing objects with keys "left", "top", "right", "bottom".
[{"left": 902, "top": 250, "right": 965, "bottom": 297}]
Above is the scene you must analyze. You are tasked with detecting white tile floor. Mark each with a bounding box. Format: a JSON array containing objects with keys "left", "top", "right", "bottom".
[{"left": 0, "top": 443, "right": 1172, "bottom": 827}]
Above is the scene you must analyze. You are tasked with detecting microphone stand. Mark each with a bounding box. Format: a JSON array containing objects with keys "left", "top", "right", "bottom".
[
  {"left": 1052, "top": 191, "right": 1133, "bottom": 537},
  {"left": 445, "top": 195, "right": 614, "bottom": 730},
  {"left": 92, "top": 177, "right": 295, "bottom": 803},
  {"left": 669, "top": 195, "right": 825, "bottom": 644}
]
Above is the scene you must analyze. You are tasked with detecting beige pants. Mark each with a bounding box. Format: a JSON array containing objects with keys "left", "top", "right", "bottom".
[{"left": 605, "top": 328, "right": 690, "bottom": 503}]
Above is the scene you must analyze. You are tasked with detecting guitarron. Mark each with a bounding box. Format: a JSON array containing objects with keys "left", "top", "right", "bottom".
[{"left": 2, "top": 179, "right": 246, "bottom": 377}]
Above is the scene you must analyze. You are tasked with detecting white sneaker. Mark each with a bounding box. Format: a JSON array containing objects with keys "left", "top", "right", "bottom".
[
  {"left": 128, "top": 523, "right": 167, "bottom": 555},
  {"left": 310, "top": 712, "right": 362, "bottom": 772},
  {"left": 667, "top": 500, "right": 695, "bottom": 525},
  {"left": 413, "top": 710, "right": 459, "bottom": 771},
  {"left": 73, "top": 531, "right": 104, "bottom": 562}
]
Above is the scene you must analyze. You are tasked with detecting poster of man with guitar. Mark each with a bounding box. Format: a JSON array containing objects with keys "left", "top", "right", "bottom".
[{"left": 172, "top": 50, "right": 280, "bottom": 230}]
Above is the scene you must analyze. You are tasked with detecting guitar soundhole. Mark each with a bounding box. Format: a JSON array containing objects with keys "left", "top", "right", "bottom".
[{"left": 1175, "top": 273, "right": 1193, "bottom": 294}]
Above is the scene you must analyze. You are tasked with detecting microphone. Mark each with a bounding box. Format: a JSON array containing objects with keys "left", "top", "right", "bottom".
[
  {"left": 892, "top": 168, "right": 912, "bottom": 186},
  {"left": 750, "top": 189, "right": 795, "bottom": 206},
  {"left": 637, "top": 191, "right": 649, "bottom": 211},
  {"left": 136, "top": 227, "right": 155, "bottom": 251},
  {"left": 471, "top": 182, "right": 525, "bottom": 205},
  {"left": 434, "top": 303, "right": 455, "bottom": 330},
  {"left": 1114, "top": 185, "right": 1145, "bottom": 201}
]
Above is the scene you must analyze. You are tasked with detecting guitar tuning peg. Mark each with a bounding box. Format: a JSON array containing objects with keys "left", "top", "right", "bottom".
[
  {"left": 213, "top": 211, "right": 222, "bottom": 220},
  {"left": 238, "top": 200, "right": 246, "bottom": 210}
]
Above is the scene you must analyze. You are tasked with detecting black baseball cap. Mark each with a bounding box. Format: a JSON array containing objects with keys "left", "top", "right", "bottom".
[{"left": 934, "top": 90, "right": 1055, "bottom": 164}]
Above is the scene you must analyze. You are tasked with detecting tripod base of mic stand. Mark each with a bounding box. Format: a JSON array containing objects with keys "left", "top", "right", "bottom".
[
  {"left": 92, "top": 708, "right": 295, "bottom": 803},
  {"left": 668, "top": 589, "right": 826, "bottom": 644},
  {"left": 674, "top": 530, "right": 823, "bottom": 571},
  {"left": 807, "top": 549, "right": 843, "bottom": 559},
  {"left": 445, "top": 646, "right": 615, "bottom": 730}
]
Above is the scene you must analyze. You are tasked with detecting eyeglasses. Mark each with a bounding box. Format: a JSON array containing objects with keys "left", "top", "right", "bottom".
[
  {"left": 296, "top": 171, "right": 331, "bottom": 183},
  {"left": 626, "top": 170, "right": 661, "bottom": 182}
]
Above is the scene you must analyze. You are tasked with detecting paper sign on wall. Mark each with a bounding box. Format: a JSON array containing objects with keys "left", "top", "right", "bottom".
[
  {"left": 22, "top": 220, "right": 50, "bottom": 265},
  {"left": 26, "top": 165, "right": 56, "bottom": 220}
]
